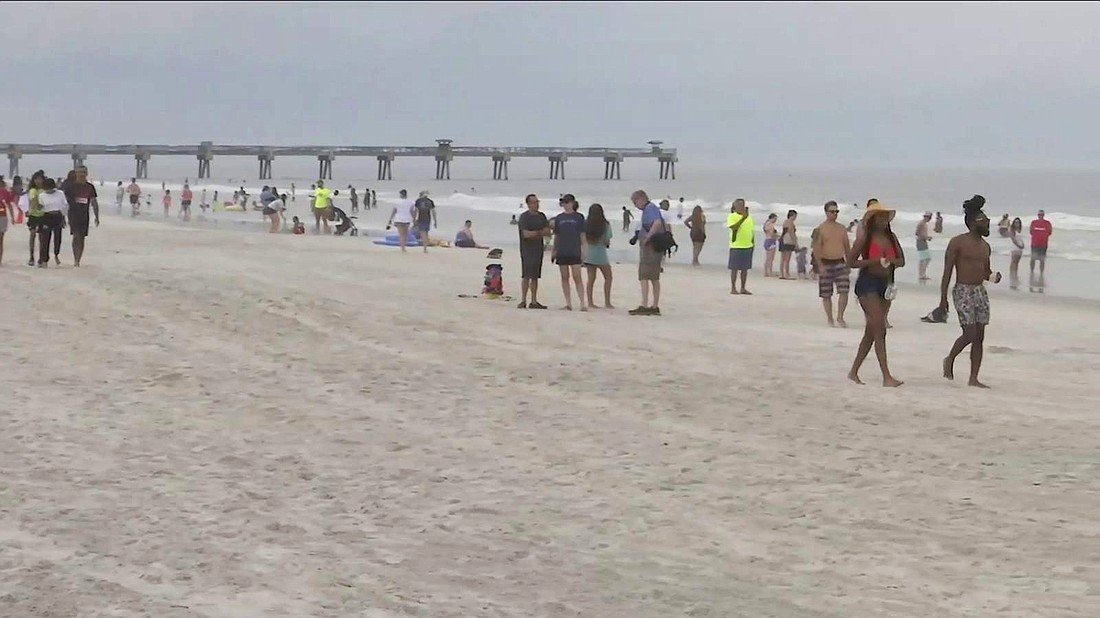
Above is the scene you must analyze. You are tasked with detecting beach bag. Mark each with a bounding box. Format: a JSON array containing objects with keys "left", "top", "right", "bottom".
[{"left": 649, "top": 228, "right": 678, "bottom": 257}]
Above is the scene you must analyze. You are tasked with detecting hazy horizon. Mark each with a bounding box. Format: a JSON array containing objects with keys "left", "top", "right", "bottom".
[{"left": 3, "top": 2, "right": 1098, "bottom": 169}]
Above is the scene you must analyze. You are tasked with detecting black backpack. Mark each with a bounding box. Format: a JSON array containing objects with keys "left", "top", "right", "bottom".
[{"left": 649, "top": 227, "right": 679, "bottom": 257}]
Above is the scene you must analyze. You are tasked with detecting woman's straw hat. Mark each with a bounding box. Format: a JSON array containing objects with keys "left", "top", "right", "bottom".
[{"left": 862, "top": 201, "right": 896, "bottom": 223}]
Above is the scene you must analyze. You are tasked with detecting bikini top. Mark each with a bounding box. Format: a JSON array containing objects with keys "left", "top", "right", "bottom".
[{"left": 865, "top": 238, "right": 898, "bottom": 261}]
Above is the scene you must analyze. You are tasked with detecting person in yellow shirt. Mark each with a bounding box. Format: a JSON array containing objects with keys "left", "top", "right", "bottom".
[
  {"left": 727, "top": 198, "right": 755, "bottom": 295},
  {"left": 312, "top": 180, "right": 334, "bottom": 234}
]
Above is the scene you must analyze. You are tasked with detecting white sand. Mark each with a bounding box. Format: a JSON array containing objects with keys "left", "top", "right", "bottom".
[{"left": 2, "top": 217, "right": 1098, "bottom": 617}]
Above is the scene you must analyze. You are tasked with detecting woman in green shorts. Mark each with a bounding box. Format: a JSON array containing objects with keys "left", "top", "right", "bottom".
[{"left": 583, "top": 203, "right": 614, "bottom": 309}]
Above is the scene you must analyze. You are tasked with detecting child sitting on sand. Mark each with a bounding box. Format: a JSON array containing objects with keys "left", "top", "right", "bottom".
[{"left": 292, "top": 216, "right": 306, "bottom": 235}]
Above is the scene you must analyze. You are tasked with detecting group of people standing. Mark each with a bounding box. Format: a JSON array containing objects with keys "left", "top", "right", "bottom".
[
  {"left": 517, "top": 190, "right": 663, "bottom": 315},
  {"left": 0, "top": 167, "right": 99, "bottom": 268}
]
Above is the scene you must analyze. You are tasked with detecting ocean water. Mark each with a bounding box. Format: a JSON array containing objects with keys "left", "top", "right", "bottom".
[{"left": 12, "top": 154, "right": 1099, "bottom": 300}]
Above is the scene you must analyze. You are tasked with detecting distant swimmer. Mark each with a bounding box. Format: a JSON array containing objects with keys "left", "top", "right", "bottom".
[
  {"left": 1028, "top": 209, "right": 1052, "bottom": 293},
  {"left": 290, "top": 183, "right": 296, "bottom": 202},
  {"left": 509, "top": 214, "right": 517, "bottom": 226},
  {"left": 915, "top": 211, "right": 933, "bottom": 283},
  {"left": 934, "top": 211, "right": 944, "bottom": 234},
  {"left": 127, "top": 177, "right": 141, "bottom": 217},
  {"left": 940, "top": 195, "right": 1000, "bottom": 388},
  {"left": 349, "top": 186, "right": 359, "bottom": 214},
  {"left": 63, "top": 165, "right": 99, "bottom": 267},
  {"left": 114, "top": 181, "right": 124, "bottom": 214},
  {"left": 997, "top": 214, "right": 1011, "bottom": 238},
  {"left": 621, "top": 205, "right": 633, "bottom": 232},
  {"left": 162, "top": 189, "right": 172, "bottom": 218},
  {"left": 813, "top": 201, "right": 851, "bottom": 327},
  {"left": 180, "top": 183, "right": 193, "bottom": 222},
  {"left": 200, "top": 188, "right": 209, "bottom": 213},
  {"left": 677, "top": 197, "right": 685, "bottom": 220}
]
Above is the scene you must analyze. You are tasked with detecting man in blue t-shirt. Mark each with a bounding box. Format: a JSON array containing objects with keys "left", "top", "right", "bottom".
[{"left": 629, "top": 189, "right": 665, "bottom": 316}]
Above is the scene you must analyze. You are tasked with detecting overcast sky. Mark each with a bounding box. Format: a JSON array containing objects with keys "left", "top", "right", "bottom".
[{"left": 3, "top": 1, "right": 1098, "bottom": 169}]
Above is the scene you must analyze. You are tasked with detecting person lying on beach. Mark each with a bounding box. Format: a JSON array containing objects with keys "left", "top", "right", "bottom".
[{"left": 454, "top": 220, "right": 487, "bottom": 249}]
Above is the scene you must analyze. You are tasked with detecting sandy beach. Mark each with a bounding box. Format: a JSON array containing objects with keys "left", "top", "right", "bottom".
[{"left": 2, "top": 216, "right": 1098, "bottom": 617}]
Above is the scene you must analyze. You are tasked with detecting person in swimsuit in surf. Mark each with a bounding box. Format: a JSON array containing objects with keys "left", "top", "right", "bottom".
[
  {"left": 762, "top": 213, "right": 779, "bottom": 277},
  {"left": 684, "top": 205, "right": 706, "bottom": 266},
  {"left": 847, "top": 201, "right": 905, "bottom": 387}
]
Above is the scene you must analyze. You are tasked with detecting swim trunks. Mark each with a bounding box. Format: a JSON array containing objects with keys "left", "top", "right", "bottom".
[
  {"left": 917, "top": 249, "right": 931, "bottom": 261},
  {"left": 818, "top": 259, "right": 851, "bottom": 298},
  {"left": 952, "top": 283, "right": 990, "bottom": 326}
]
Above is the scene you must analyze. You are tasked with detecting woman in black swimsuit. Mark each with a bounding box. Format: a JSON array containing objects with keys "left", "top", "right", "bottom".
[
  {"left": 847, "top": 203, "right": 905, "bottom": 387},
  {"left": 683, "top": 205, "right": 706, "bottom": 266}
]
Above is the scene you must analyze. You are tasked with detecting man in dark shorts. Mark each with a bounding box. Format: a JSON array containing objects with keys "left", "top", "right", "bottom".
[
  {"left": 812, "top": 200, "right": 852, "bottom": 327},
  {"left": 940, "top": 195, "right": 1001, "bottom": 388},
  {"left": 1028, "top": 209, "right": 1052, "bottom": 293},
  {"left": 414, "top": 190, "right": 436, "bottom": 253},
  {"left": 63, "top": 165, "right": 100, "bottom": 267},
  {"left": 517, "top": 193, "right": 549, "bottom": 309},
  {"left": 126, "top": 177, "right": 141, "bottom": 215}
]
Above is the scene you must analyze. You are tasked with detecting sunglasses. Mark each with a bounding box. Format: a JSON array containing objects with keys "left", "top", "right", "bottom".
[{"left": 826, "top": 209, "right": 839, "bottom": 214}]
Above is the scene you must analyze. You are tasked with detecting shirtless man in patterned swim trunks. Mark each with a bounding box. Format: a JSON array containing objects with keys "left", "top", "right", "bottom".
[
  {"left": 812, "top": 200, "right": 852, "bottom": 327},
  {"left": 939, "top": 195, "right": 1001, "bottom": 388}
]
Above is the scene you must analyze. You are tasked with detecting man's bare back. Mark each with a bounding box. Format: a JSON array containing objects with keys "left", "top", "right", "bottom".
[
  {"left": 815, "top": 221, "right": 849, "bottom": 260},
  {"left": 945, "top": 234, "right": 992, "bottom": 285}
]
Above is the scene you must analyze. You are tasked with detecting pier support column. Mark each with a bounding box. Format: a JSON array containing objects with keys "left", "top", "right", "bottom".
[
  {"left": 548, "top": 154, "right": 568, "bottom": 180},
  {"left": 376, "top": 155, "right": 394, "bottom": 181},
  {"left": 71, "top": 154, "right": 86, "bottom": 170},
  {"left": 434, "top": 156, "right": 452, "bottom": 180},
  {"left": 602, "top": 154, "right": 623, "bottom": 180},
  {"left": 317, "top": 154, "right": 334, "bottom": 180},
  {"left": 8, "top": 153, "right": 21, "bottom": 178},
  {"left": 491, "top": 154, "right": 510, "bottom": 180},
  {"left": 134, "top": 154, "right": 150, "bottom": 179},
  {"left": 658, "top": 155, "right": 677, "bottom": 180},
  {"left": 197, "top": 141, "right": 213, "bottom": 179},
  {"left": 434, "top": 139, "right": 453, "bottom": 180},
  {"left": 258, "top": 154, "right": 274, "bottom": 180},
  {"left": 197, "top": 156, "right": 213, "bottom": 179}
]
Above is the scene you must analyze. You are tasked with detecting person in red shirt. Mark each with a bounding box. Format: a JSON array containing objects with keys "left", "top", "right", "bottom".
[
  {"left": 1028, "top": 209, "right": 1053, "bottom": 293},
  {"left": 180, "top": 183, "right": 194, "bottom": 222},
  {"left": 0, "top": 178, "right": 14, "bottom": 265}
]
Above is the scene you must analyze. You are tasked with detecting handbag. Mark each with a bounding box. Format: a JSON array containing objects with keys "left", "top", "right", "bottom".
[{"left": 884, "top": 265, "right": 898, "bottom": 301}]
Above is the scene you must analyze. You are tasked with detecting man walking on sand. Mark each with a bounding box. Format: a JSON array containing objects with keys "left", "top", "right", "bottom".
[
  {"left": 812, "top": 200, "right": 852, "bottom": 327},
  {"left": 1028, "top": 209, "right": 1052, "bottom": 293},
  {"left": 414, "top": 190, "right": 437, "bottom": 252},
  {"left": 915, "top": 211, "right": 933, "bottom": 283},
  {"left": 726, "top": 198, "right": 754, "bottom": 295},
  {"left": 126, "top": 178, "right": 141, "bottom": 216},
  {"left": 940, "top": 195, "right": 1001, "bottom": 388},
  {"left": 63, "top": 165, "right": 100, "bottom": 267},
  {"left": 517, "top": 193, "right": 550, "bottom": 309}
]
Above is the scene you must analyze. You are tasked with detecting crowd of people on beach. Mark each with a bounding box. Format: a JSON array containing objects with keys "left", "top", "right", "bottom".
[{"left": 0, "top": 165, "right": 1060, "bottom": 391}]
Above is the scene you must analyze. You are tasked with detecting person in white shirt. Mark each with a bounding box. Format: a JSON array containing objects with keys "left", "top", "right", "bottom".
[
  {"left": 264, "top": 193, "right": 286, "bottom": 233},
  {"left": 114, "top": 181, "right": 125, "bottom": 214},
  {"left": 386, "top": 188, "right": 417, "bottom": 252},
  {"left": 36, "top": 178, "right": 68, "bottom": 267}
]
